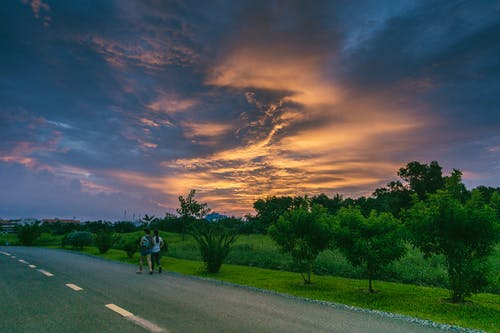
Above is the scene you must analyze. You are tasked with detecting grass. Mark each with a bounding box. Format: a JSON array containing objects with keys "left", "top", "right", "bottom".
[{"left": 128, "top": 231, "right": 499, "bottom": 294}]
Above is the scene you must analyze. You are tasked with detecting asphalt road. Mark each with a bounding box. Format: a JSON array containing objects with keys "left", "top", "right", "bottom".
[{"left": 0, "top": 246, "right": 451, "bottom": 333}]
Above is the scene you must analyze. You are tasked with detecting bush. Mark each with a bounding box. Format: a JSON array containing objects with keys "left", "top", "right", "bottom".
[
  {"left": 123, "top": 238, "right": 140, "bottom": 258},
  {"left": 17, "top": 223, "right": 42, "bottom": 246},
  {"left": 189, "top": 219, "right": 238, "bottom": 273},
  {"left": 43, "top": 222, "right": 81, "bottom": 236},
  {"left": 65, "top": 231, "right": 93, "bottom": 249},
  {"left": 112, "top": 222, "right": 139, "bottom": 233},
  {"left": 95, "top": 231, "right": 113, "bottom": 254}
]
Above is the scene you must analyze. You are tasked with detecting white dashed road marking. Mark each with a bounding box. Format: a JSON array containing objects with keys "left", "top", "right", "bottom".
[
  {"left": 105, "top": 304, "right": 166, "bottom": 332},
  {"left": 3, "top": 251, "right": 166, "bottom": 332},
  {"left": 128, "top": 315, "right": 166, "bottom": 333},
  {"left": 37, "top": 269, "right": 54, "bottom": 277},
  {"left": 65, "top": 283, "right": 83, "bottom": 291},
  {"left": 105, "top": 303, "right": 133, "bottom": 317}
]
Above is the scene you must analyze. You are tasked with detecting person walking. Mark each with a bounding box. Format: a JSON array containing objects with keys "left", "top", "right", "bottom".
[
  {"left": 151, "top": 229, "right": 164, "bottom": 273},
  {"left": 137, "top": 228, "right": 153, "bottom": 274}
]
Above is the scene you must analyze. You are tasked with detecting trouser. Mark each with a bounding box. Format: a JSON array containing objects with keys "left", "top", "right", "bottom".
[{"left": 151, "top": 252, "right": 161, "bottom": 270}]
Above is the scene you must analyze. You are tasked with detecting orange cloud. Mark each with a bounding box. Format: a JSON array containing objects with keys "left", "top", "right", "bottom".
[
  {"left": 147, "top": 93, "right": 196, "bottom": 115},
  {"left": 0, "top": 137, "right": 60, "bottom": 171},
  {"left": 207, "top": 47, "right": 343, "bottom": 107},
  {"left": 139, "top": 118, "right": 160, "bottom": 127},
  {"left": 80, "top": 180, "right": 119, "bottom": 194},
  {"left": 181, "top": 121, "right": 233, "bottom": 138}
]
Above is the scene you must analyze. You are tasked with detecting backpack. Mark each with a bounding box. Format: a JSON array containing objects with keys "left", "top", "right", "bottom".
[{"left": 141, "top": 235, "right": 154, "bottom": 250}]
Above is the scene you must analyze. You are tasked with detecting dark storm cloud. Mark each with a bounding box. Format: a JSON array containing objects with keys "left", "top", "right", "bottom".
[{"left": 340, "top": 0, "right": 500, "bottom": 125}]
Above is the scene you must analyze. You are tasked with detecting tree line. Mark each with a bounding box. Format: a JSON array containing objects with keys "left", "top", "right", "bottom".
[
  {"left": 249, "top": 161, "right": 499, "bottom": 302},
  {"left": 14, "top": 160, "right": 500, "bottom": 303}
]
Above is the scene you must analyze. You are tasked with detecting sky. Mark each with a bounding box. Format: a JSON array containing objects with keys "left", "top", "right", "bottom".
[{"left": 1, "top": 0, "right": 500, "bottom": 221}]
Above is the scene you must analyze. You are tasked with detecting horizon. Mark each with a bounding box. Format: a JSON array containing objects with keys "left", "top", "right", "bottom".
[{"left": 1, "top": 1, "right": 500, "bottom": 221}]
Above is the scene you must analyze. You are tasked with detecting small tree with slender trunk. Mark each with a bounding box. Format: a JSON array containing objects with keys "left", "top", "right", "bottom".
[
  {"left": 333, "top": 207, "right": 406, "bottom": 293},
  {"left": 16, "top": 223, "right": 42, "bottom": 246},
  {"left": 269, "top": 205, "right": 334, "bottom": 284},
  {"left": 405, "top": 191, "right": 499, "bottom": 302},
  {"left": 177, "top": 189, "right": 210, "bottom": 240}
]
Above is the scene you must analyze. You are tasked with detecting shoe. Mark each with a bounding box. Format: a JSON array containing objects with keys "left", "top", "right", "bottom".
[
  {"left": 136, "top": 271, "right": 142, "bottom": 274},
  {"left": 149, "top": 271, "right": 153, "bottom": 275},
  {"left": 159, "top": 267, "right": 162, "bottom": 273}
]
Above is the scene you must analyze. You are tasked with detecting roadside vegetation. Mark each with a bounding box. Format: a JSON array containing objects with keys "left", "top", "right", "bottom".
[{"left": 1, "top": 160, "right": 499, "bottom": 331}]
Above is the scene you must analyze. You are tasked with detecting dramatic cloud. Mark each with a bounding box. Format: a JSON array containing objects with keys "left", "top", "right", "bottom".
[{"left": 1, "top": 0, "right": 499, "bottom": 219}]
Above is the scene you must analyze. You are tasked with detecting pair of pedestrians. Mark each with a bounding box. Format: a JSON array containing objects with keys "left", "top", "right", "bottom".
[{"left": 137, "top": 228, "right": 164, "bottom": 274}]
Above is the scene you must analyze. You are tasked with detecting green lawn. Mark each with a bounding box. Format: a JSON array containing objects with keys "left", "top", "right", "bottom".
[{"left": 116, "top": 231, "right": 499, "bottom": 294}]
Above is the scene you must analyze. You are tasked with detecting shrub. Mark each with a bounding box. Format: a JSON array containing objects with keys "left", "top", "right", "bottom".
[
  {"left": 16, "top": 223, "right": 42, "bottom": 246},
  {"left": 189, "top": 219, "right": 238, "bottom": 273},
  {"left": 112, "top": 222, "right": 139, "bottom": 233},
  {"left": 123, "top": 238, "right": 140, "bottom": 258},
  {"left": 95, "top": 231, "right": 113, "bottom": 254},
  {"left": 66, "top": 231, "right": 94, "bottom": 249}
]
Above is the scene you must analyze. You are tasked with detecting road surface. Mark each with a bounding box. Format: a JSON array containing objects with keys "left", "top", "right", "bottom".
[{"left": 0, "top": 246, "right": 456, "bottom": 333}]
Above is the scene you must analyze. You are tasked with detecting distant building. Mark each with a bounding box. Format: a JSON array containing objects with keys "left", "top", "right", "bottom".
[
  {"left": 19, "top": 218, "right": 39, "bottom": 225},
  {"left": 0, "top": 220, "right": 17, "bottom": 234},
  {"left": 42, "top": 218, "right": 81, "bottom": 224},
  {"left": 205, "top": 212, "right": 228, "bottom": 222}
]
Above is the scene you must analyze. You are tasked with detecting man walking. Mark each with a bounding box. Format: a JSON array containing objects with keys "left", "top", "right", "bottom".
[{"left": 137, "top": 228, "right": 153, "bottom": 274}]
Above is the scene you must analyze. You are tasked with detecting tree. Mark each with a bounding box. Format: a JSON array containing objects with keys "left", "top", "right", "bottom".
[
  {"left": 65, "top": 231, "right": 94, "bottom": 249},
  {"left": 311, "top": 193, "right": 343, "bottom": 215},
  {"left": 112, "top": 221, "right": 139, "bottom": 233},
  {"left": 123, "top": 238, "right": 140, "bottom": 258},
  {"left": 444, "top": 169, "right": 469, "bottom": 203},
  {"left": 95, "top": 231, "right": 113, "bottom": 254},
  {"left": 333, "top": 208, "right": 406, "bottom": 293},
  {"left": 177, "top": 189, "right": 210, "bottom": 239},
  {"left": 16, "top": 223, "right": 42, "bottom": 246},
  {"left": 474, "top": 186, "right": 500, "bottom": 204},
  {"left": 142, "top": 214, "right": 156, "bottom": 226},
  {"left": 404, "top": 191, "right": 499, "bottom": 302},
  {"left": 176, "top": 189, "right": 236, "bottom": 273},
  {"left": 371, "top": 181, "right": 413, "bottom": 217},
  {"left": 490, "top": 192, "right": 500, "bottom": 219},
  {"left": 189, "top": 219, "right": 238, "bottom": 273},
  {"left": 253, "top": 196, "right": 293, "bottom": 232},
  {"left": 268, "top": 205, "right": 334, "bottom": 284},
  {"left": 398, "top": 161, "right": 444, "bottom": 200}
]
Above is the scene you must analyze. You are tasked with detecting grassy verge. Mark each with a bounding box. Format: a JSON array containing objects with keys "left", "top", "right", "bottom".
[
  {"left": 113, "top": 231, "right": 500, "bottom": 294},
  {"left": 68, "top": 246, "right": 499, "bottom": 332}
]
